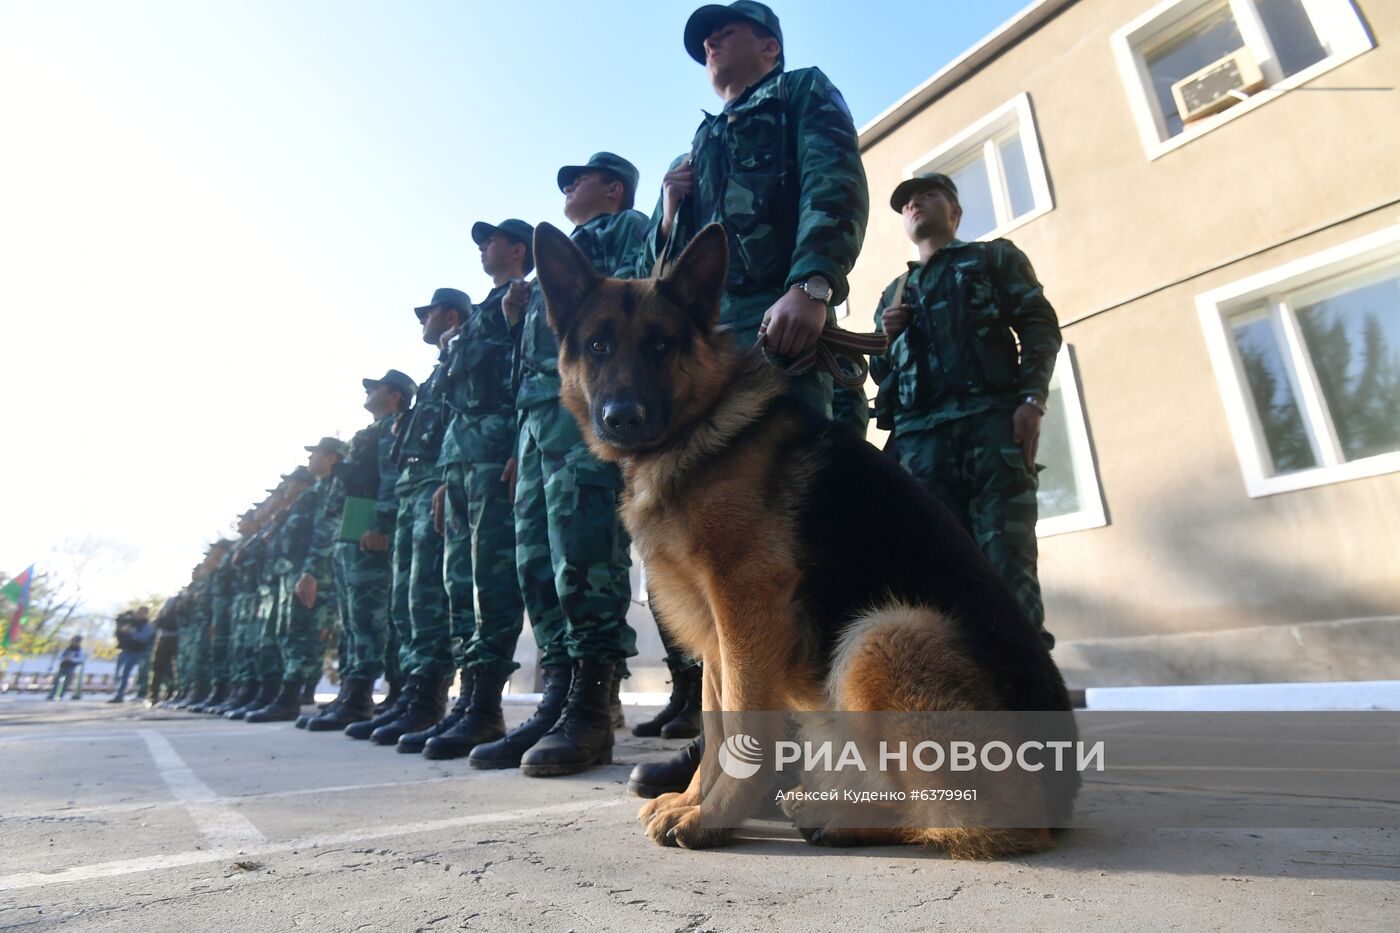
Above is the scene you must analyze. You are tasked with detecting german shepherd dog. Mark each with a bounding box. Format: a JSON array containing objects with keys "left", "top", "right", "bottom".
[{"left": 534, "top": 222, "right": 1078, "bottom": 858}]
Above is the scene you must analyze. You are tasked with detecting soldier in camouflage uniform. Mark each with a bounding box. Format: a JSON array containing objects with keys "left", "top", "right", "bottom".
[
  {"left": 226, "top": 476, "right": 298, "bottom": 714},
  {"left": 244, "top": 445, "right": 345, "bottom": 721},
  {"left": 190, "top": 513, "right": 254, "bottom": 712},
  {"left": 470, "top": 168, "right": 643, "bottom": 776},
  {"left": 871, "top": 172, "right": 1062, "bottom": 646},
  {"left": 174, "top": 542, "right": 230, "bottom": 709},
  {"left": 636, "top": 0, "right": 868, "bottom": 418},
  {"left": 214, "top": 496, "right": 277, "bottom": 714},
  {"left": 307, "top": 370, "right": 415, "bottom": 732},
  {"left": 404, "top": 227, "right": 529, "bottom": 759},
  {"left": 628, "top": 0, "right": 870, "bottom": 799},
  {"left": 347, "top": 292, "right": 462, "bottom": 745}
]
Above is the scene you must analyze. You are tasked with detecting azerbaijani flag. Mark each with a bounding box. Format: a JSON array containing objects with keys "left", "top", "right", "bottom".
[{"left": 1, "top": 565, "right": 34, "bottom": 647}]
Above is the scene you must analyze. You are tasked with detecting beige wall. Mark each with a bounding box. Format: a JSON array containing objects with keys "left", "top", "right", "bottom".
[{"left": 854, "top": 0, "right": 1400, "bottom": 651}]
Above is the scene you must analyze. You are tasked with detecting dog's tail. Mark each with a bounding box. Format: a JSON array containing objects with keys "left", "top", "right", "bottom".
[{"left": 822, "top": 602, "right": 1060, "bottom": 859}]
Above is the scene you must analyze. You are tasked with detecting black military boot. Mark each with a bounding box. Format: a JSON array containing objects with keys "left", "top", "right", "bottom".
[
  {"left": 228, "top": 678, "right": 279, "bottom": 721},
  {"left": 245, "top": 678, "right": 305, "bottom": 723},
  {"left": 213, "top": 682, "right": 254, "bottom": 716},
  {"left": 631, "top": 666, "right": 690, "bottom": 737},
  {"left": 468, "top": 666, "right": 571, "bottom": 769},
  {"left": 628, "top": 735, "right": 704, "bottom": 798},
  {"left": 346, "top": 676, "right": 417, "bottom": 740},
  {"left": 370, "top": 673, "right": 451, "bottom": 746},
  {"left": 659, "top": 667, "right": 702, "bottom": 739},
  {"left": 298, "top": 680, "right": 344, "bottom": 728},
  {"left": 196, "top": 681, "right": 230, "bottom": 713},
  {"left": 300, "top": 681, "right": 317, "bottom": 705},
  {"left": 397, "top": 670, "right": 472, "bottom": 754},
  {"left": 307, "top": 678, "right": 375, "bottom": 731},
  {"left": 172, "top": 686, "right": 200, "bottom": 710},
  {"left": 372, "top": 678, "right": 403, "bottom": 715},
  {"left": 423, "top": 668, "right": 510, "bottom": 760},
  {"left": 223, "top": 680, "right": 264, "bottom": 719},
  {"left": 520, "top": 660, "right": 615, "bottom": 777},
  {"left": 609, "top": 670, "right": 626, "bottom": 729}
]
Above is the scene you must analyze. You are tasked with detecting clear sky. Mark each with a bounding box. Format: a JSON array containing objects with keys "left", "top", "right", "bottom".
[{"left": 0, "top": 0, "right": 1030, "bottom": 613}]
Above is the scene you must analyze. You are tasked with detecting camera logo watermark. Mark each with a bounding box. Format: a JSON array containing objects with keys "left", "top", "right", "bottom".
[{"left": 718, "top": 733, "right": 764, "bottom": 779}]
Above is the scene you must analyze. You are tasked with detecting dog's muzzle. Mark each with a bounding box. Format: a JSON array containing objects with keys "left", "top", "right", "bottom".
[{"left": 595, "top": 399, "right": 657, "bottom": 447}]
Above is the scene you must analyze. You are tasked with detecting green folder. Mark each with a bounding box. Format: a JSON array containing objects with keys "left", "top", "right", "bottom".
[{"left": 338, "top": 496, "right": 377, "bottom": 543}]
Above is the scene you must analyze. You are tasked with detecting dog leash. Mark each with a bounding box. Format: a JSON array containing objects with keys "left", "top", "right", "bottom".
[{"left": 760, "top": 323, "right": 889, "bottom": 390}]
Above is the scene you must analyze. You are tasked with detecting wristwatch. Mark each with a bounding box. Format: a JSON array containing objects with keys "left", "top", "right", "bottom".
[
  {"left": 794, "top": 276, "right": 833, "bottom": 304},
  {"left": 1022, "top": 395, "right": 1047, "bottom": 415}
]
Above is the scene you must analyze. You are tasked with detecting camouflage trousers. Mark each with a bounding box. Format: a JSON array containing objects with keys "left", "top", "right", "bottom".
[
  {"left": 227, "top": 593, "right": 253, "bottom": 685},
  {"left": 895, "top": 412, "right": 1051, "bottom": 646},
  {"left": 176, "top": 622, "right": 201, "bottom": 691},
  {"left": 515, "top": 402, "right": 636, "bottom": 667},
  {"left": 443, "top": 461, "right": 525, "bottom": 678},
  {"left": 209, "top": 597, "right": 232, "bottom": 683},
  {"left": 277, "top": 572, "right": 335, "bottom": 683},
  {"left": 393, "top": 475, "right": 453, "bottom": 680},
  {"left": 334, "top": 541, "right": 393, "bottom": 682},
  {"left": 255, "top": 580, "right": 285, "bottom": 682}
]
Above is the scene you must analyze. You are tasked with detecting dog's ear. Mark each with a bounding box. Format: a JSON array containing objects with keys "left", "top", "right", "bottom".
[
  {"left": 658, "top": 223, "right": 728, "bottom": 332},
  {"left": 535, "top": 222, "right": 602, "bottom": 338}
]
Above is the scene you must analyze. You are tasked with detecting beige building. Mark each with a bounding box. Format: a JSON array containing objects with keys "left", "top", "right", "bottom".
[{"left": 849, "top": 0, "right": 1400, "bottom": 688}]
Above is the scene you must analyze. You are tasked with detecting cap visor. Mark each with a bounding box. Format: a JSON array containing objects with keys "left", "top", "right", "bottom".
[
  {"left": 684, "top": 6, "right": 736, "bottom": 64},
  {"left": 413, "top": 305, "right": 432, "bottom": 322},
  {"left": 362, "top": 377, "right": 381, "bottom": 391},
  {"left": 470, "top": 221, "right": 497, "bottom": 246},
  {"left": 557, "top": 165, "right": 586, "bottom": 192}
]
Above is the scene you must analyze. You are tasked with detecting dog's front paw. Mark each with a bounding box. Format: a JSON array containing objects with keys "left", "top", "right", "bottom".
[
  {"left": 637, "top": 790, "right": 698, "bottom": 826},
  {"left": 643, "top": 804, "right": 733, "bottom": 849}
]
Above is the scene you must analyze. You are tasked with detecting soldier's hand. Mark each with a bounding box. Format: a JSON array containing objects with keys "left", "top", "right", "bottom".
[
  {"left": 295, "top": 573, "right": 318, "bottom": 609},
  {"left": 660, "top": 162, "right": 694, "bottom": 239},
  {"left": 432, "top": 482, "right": 447, "bottom": 536},
  {"left": 439, "top": 322, "right": 461, "bottom": 352},
  {"left": 760, "top": 288, "right": 827, "bottom": 357},
  {"left": 1012, "top": 404, "right": 1042, "bottom": 471},
  {"left": 881, "top": 304, "right": 912, "bottom": 340},
  {"left": 359, "top": 530, "right": 390, "bottom": 553},
  {"left": 502, "top": 280, "right": 529, "bottom": 326},
  {"left": 501, "top": 457, "right": 518, "bottom": 503}
]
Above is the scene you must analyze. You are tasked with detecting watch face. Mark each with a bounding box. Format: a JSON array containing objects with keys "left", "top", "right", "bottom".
[{"left": 806, "top": 279, "right": 832, "bottom": 301}]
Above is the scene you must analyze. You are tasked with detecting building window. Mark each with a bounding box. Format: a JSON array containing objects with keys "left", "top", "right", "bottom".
[
  {"left": 1112, "top": 0, "right": 1373, "bottom": 157},
  {"left": 1037, "top": 345, "right": 1108, "bottom": 537},
  {"left": 1198, "top": 225, "right": 1400, "bottom": 497},
  {"left": 901, "top": 93, "right": 1053, "bottom": 243}
]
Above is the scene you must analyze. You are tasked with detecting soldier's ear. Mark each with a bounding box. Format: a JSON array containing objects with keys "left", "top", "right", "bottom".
[
  {"left": 535, "top": 222, "right": 603, "bottom": 338},
  {"left": 658, "top": 223, "right": 728, "bottom": 333}
]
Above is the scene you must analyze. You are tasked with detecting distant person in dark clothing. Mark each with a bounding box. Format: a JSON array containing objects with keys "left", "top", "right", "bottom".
[
  {"left": 109, "top": 608, "right": 155, "bottom": 703},
  {"left": 47, "top": 636, "right": 85, "bottom": 701},
  {"left": 146, "top": 598, "right": 181, "bottom": 706}
]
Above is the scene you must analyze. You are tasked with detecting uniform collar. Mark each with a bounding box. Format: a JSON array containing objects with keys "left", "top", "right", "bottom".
[
  {"left": 718, "top": 64, "right": 784, "bottom": 114},
  {"left": 906, "top": 238, "right": 970, "bottom": 272}
]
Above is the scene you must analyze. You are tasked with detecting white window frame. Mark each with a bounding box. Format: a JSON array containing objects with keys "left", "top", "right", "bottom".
[
  {"left": 1197, "top": 224, "right": 1400, "bottom": 498},
  {"left": 901, "top": 93, "right": 1054, "bottom": 243},
  {"left": 1111, "top": 0, "right": 1374, "bottom": 160},
  {"left": 1038, "top": 344, "right": 1109, "bottom": 538}
]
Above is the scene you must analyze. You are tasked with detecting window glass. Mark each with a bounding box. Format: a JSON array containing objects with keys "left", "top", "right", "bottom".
[
  {"left": 998, "top": 133, "right": 1036, "bottom": 219},
  {"left": 1036, "top": 380, "right": 1081, "bottom": 520},
  {"left": 949, "top": 156, "right": 995, "bottom": 241},
  {"left": 1295, "top": 272, "right": 1400, "bottom": 462},
  {"left": 1231, "top": 315, "right": 1316, "bottom": 473},
  {"left": 1144, "top": 5, "right": 1245, "bottom": 136},
  {"left": 1255, "top": 0, "right": 1328, "bottom": 75}
]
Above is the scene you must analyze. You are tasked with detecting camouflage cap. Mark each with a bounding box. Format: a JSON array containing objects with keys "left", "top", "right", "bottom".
[
  {"left": 557, "top": 152, "right": 640, "bottom": 200},
  {"left": 304, "top": 436, "right": 349, "bottom": 458},
  {"left": 362, "top": 368, "right": 418, "bottom": 401},
  {"left": 471, "top": 219, "right": 535, "bottom": 275},
  {"left": 890, "top": 172, "right": 960, "bottom": 213},
  {"left": 283, "top": 466, "right": 315, "bottom": 486},
  {"left": 684, "top": 1, "right": 783, "bottom": 65},
  {"left": 414, "top": 287, "right": 472, "bottom": 323}
]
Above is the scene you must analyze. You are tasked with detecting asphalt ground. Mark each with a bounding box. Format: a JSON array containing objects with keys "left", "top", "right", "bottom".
[{"left": 1, "top": 695, "right": 1396, "bottom": 932}]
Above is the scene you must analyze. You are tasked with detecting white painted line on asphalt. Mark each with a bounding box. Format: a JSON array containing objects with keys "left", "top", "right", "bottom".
[
  {"left": 0, "top": 798, "right": 624, "bottom": 892},
  {"left": 138, "top": 730, "right": 267, "bottom": 849}
]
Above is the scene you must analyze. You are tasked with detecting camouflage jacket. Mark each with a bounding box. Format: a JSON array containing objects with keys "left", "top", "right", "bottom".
[
  {"left": 637, "top": 66, "right": 868, "bottom": 332},
  {"left": 441, "top": 290, "right": 517, "bottom": 465},
  {"left": 271, "top": 485, "right": 320, "bottom": 578},
  {"left": 393, "top": 360, "right": 449, "bottom": 491},
  {"left": 869, "top": 238, "right": 1062, "bottom": 434},
  {"left": 301, "top": 475, "right": 343, "bottom": 579},
  {"left": 516, "top": 210, "right": 648, "bottom": 411},
  {"left": 212, "top": 547, "right": 238, "bottom": 627},
  {"left": 336, "top": 414, "right": 399, "bottom": 536}
]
